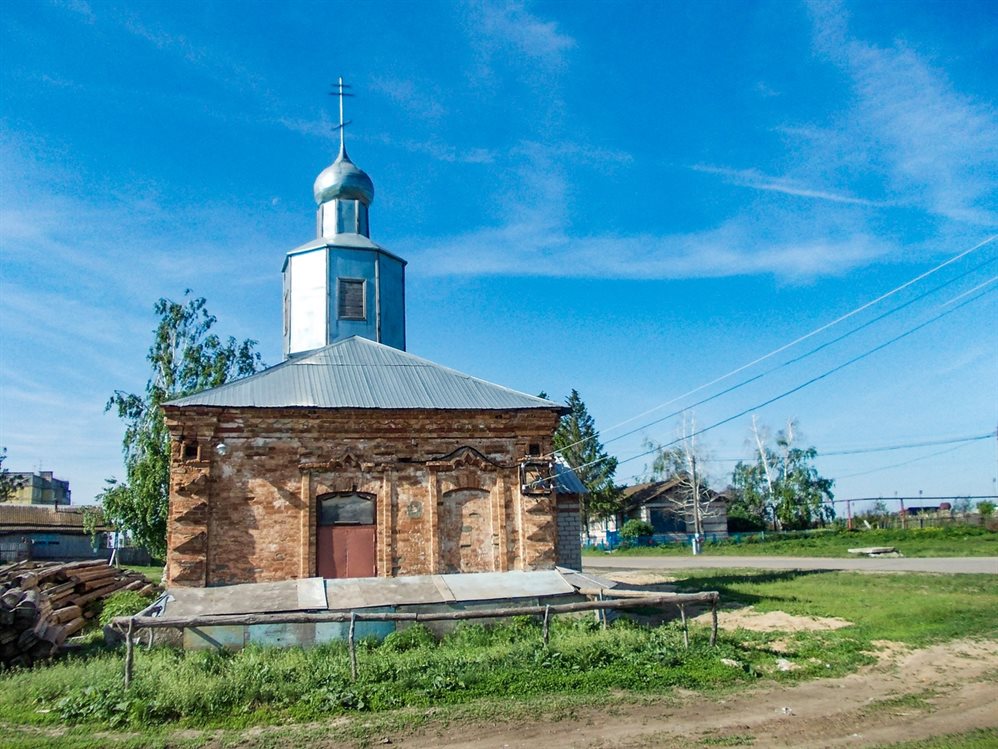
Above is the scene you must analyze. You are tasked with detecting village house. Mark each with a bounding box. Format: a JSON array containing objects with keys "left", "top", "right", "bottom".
[
  {"left": 163, "top": 116, "right": 581, "bottom": 587},
  {"left": 586, "top": 479, "right": 729, "bottom": 547}
]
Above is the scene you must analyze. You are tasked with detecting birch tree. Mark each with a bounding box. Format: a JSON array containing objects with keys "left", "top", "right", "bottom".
[
  {"left": 645, "top": 413, "right": 723, "bottom": 537},
  {"left": 101, "top": 292, "right": 264, "bottom": 557}
]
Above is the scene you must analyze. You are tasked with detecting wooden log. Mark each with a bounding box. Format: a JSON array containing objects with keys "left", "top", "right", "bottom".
[
  {"left": 679, "top": 605, "right": 689, "bottom": 649},
  {"left": 44, "top": 581, "right": 77, "bottom": 598},
  {"left": 348, "top": 612, "right": 357, "bottom": 681},
  {"left": 123, "top": 618, "right": 135, "bottom": 689},
  {"left": 61, "top": 616, "right": 86, "bottom": 637},
  {"left": 52, "top": 605, "right": 83, "bottom": 624},
  {"left": 710, "top": 598, "right": 718, "bottom": 647},
  {"left": 73, "top": 565, "right": 118, "bottom": 583},
  {"left": 75, "top": 579, "right": 129, "bottom": 606},
  {"left": 123, "top": 580, "right": 146, "bottom": 592},
  {"left": 15, "top": 589, "right": 39, "bottom": 612},
  {"left": 1, "top": 588, "right": 23, "bottom": 609}
]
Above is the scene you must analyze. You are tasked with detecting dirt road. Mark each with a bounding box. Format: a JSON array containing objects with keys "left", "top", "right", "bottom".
[
  {"left": 584, "top": 555, "right": 998, "bottom": 575},
  {"left": 401, "top": 638, "right": 998, "bottom": 748}
]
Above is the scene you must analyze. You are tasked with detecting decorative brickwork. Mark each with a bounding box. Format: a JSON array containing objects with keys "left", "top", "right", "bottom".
[{"left": 163, "top": 407, "right": 566, "bottom": 587}]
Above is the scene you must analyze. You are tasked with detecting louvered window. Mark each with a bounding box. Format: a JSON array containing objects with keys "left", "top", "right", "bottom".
[{"left": 337, "top": 278, "right": 366, "bottom": 320}]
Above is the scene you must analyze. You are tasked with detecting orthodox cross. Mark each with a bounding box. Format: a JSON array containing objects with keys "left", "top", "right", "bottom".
[{"left": 328, "top": 76, "right": 353, "bottom": 151}]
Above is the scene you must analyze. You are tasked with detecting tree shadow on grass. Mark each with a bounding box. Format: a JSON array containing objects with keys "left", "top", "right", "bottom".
[{"left": 616, "top": 570, "right": 837, "bottom": 624}]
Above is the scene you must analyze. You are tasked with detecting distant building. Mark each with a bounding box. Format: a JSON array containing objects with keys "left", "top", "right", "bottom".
[
  {"left": 8, "top": 471, "right": 71, "bottom": 506},
  {"left": 585, "top": 479, "right": 729, "bottom": 547},
  {"left": 621, "top": 479, "right": 728, "bottom": 539},
  {"left": 0, "top": 504, "right": 104, "bottom": 562}
]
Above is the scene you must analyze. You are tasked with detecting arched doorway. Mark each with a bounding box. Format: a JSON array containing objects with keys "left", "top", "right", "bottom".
[
  {"left": 316, "top": 492, "right": 376, "bottom": 578},
  {"left": 440, "top": 488, "right": 494, "bottom": 573}
]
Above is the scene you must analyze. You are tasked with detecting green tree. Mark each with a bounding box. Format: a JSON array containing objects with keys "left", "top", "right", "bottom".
[
  {"left": 102, "top": 292, "right": 264, "bottom": 557},
  {"left": 977, "top": 500, "right": 996, "bottom": 519},
  {"left": 0, "top": 448, "right": 26, "bottom": 502},
  {"left": 731, "top": 419, "right": 835, "bottom": 531},
  {"left": 553, "top": 389, "right": 620, "bottom": 529}
]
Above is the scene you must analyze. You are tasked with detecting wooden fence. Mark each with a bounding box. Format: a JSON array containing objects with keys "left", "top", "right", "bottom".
[{"left": 111, "top": 590, "right": 720, "bottom": 688}]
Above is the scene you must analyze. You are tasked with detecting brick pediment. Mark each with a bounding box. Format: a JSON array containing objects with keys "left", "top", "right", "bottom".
[
  {"left": 299, "top": 453, "right": 374, "bottom": 472},
  {"left": 427, "top": 446, "right": 503, "bottom": 471}
]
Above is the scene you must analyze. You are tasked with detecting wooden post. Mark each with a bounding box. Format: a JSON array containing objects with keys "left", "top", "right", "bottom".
[
  {"left": 123, "top": 617, "right": 135, "bottom": 689},
  {"left": 709, "top": 596, "right": 718, "bottom": 647},
  {"left": 348, "top": 612, "right": 357, "bottom": 681},
  {"left": 542, "top": 604, "right": 550, "bottom": 646},
  {"left": 598, "top": 591, "right": 607, "bottom": 630},
  {"left": 679, "top": 604, "right": 688, "bottom": 649}
]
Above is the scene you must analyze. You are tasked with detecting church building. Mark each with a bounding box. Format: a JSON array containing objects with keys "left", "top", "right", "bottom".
[{"left": 162, "top": 103, "right": 582, "bottom": 587}]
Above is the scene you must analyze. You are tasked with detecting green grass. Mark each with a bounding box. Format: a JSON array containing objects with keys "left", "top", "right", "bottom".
[
  {"left": 120, "top": 565, "right": 163, "bottom": 583},
  {"left": 872, "top": 728, "right": 998, "bottom": 749},
  {"left": 0, "top": 570, "right": 994, "bottom": 737},
  {"left": 584, "top": 526, "right": 998, "bottom": 558},
  {"left": 671, "top": 569, "right": 998, "bottom": 645}
]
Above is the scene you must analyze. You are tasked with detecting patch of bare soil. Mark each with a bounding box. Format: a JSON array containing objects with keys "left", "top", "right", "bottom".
[
  {"left": 398, "top": 638, "right": 998, "bottom": 749},
  {"left": 693, "top": 605, "right": 853, "bottom": 632}
]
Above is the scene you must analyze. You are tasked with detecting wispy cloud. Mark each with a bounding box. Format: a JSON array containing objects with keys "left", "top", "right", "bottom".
[
  {"left": 691, "top": 164, "right": 890, "bottom": 207},
  {"left": 468, "top": 1, "right": 575, "bottom": 69},
  {"left": 807, "top": 0, "right": 998, "bottom": 226},
  {"left": 369, "top": 76, "right": 446, "bottom": 123}
]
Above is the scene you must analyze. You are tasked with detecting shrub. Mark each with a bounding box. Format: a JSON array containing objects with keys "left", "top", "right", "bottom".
[
  {"left": 381, "top": 623, "right": 435, "bottom": 652},
  {"left": 98, "top": 590, "right": 156, "bottom": 627},
  {"left": 620, "top": 519, "right": 654, "bottom": 540}
]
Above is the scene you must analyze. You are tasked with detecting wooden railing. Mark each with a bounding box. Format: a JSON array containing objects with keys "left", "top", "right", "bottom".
[{"left": 112, "top": 590, "right": 720, "bottom": 687}]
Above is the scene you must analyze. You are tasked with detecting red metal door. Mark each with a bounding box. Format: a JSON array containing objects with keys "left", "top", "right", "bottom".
[
  {"left": 316, "top": 525, "right": 376, "bottom": 578},
  {"left": 316, "top": 493, "right": 377, "bottom": 579}
]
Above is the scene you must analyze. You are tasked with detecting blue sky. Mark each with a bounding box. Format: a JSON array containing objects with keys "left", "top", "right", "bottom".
[{"left": 2, "top": 0, "right": 996, "bottom": 512}]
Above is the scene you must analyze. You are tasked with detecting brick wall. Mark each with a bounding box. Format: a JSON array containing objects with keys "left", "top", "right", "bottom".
[
  {"left": 163, "top": 407, "right": 562, "bottom": 587},
  {"left": 555, "top": 495, "right": 582, "bottom": 570}
]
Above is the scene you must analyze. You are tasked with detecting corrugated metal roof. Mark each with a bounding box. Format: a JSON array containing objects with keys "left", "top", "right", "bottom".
[
  {"left": 165, "top": 336, "right": 562, "bottom": 411},
  {"left": 554, "top": 459, "right": 587, "bottom": 494}
]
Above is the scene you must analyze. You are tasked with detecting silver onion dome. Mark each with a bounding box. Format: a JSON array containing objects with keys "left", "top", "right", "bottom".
[{"left": 313, "top": 146, "right": 375, "bottom": 205}]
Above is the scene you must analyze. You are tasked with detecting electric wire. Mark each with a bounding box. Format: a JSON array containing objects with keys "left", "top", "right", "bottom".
[
  {"left": 547, "top": 234, "right": 997, "bottom": 461},
  {"left": 594, "top": 255, "right": 998, "bottom": 453},
  {"left": 539, "top": 276, "right": 998, "bottom": 484},
  {"left": 834, "top": 441, "right": 982, "bottom": 480},
  {"left": 684, "top": 432, "right": 996, "bottom": 464}
]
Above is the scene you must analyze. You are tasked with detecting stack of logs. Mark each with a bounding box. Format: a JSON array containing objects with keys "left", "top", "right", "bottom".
[{"left": 0, "top": 560, "right": 158, "bottom": 669}]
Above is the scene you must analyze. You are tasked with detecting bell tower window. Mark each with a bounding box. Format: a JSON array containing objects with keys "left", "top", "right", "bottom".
[{"left": 337, "top": 278, "right": 366, "bottom": 320}]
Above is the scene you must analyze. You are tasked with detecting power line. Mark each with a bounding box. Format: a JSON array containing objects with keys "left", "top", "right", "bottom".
[
  {"left": 549, "top": 234, "right": 997, "bottom": 461},
  {"left": 833, "top": 441, "right": 980, "bottom": 481},
  {"left": 596, "top": 257, "right": 997, "bottom": 453},
  {"left": 547, "top": 275, "right": 998, "bottom": 483},
  {"left": 687, "top": 432, "right": 996, "bottom": 464}
]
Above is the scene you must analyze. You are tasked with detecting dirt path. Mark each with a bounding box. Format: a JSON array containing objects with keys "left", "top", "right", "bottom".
[{"left": 398, "top": 638, "right": 998, "bottom": 749}]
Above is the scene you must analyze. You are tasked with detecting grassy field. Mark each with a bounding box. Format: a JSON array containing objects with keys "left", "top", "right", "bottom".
[
  {"left": 120, "top": 564, "right": 164, "bottom": 583},
  {"left": 0, "top": 568, "right": 994, "bottom": 748},
  {"left": 583, "top": 526, "right": 998, "bottom": 558}
]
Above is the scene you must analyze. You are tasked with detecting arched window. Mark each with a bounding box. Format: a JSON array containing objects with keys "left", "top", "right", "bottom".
[{"left": 318, "top": 492, "right": 375, "bottom": 525}]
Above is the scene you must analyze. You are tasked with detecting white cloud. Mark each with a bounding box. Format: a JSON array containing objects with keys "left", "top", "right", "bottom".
[
  {"left": 691, "top": 164, "right": 890, "bottom": 207},
  {"left": 408, "top": 211, "right": 891, "bottom": 281},
  {"left": 807, "top": 0, "right": 998, "bottom": 226},
  {"left": 470, "top": 1, "right": 575, "bottom": 68}
]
